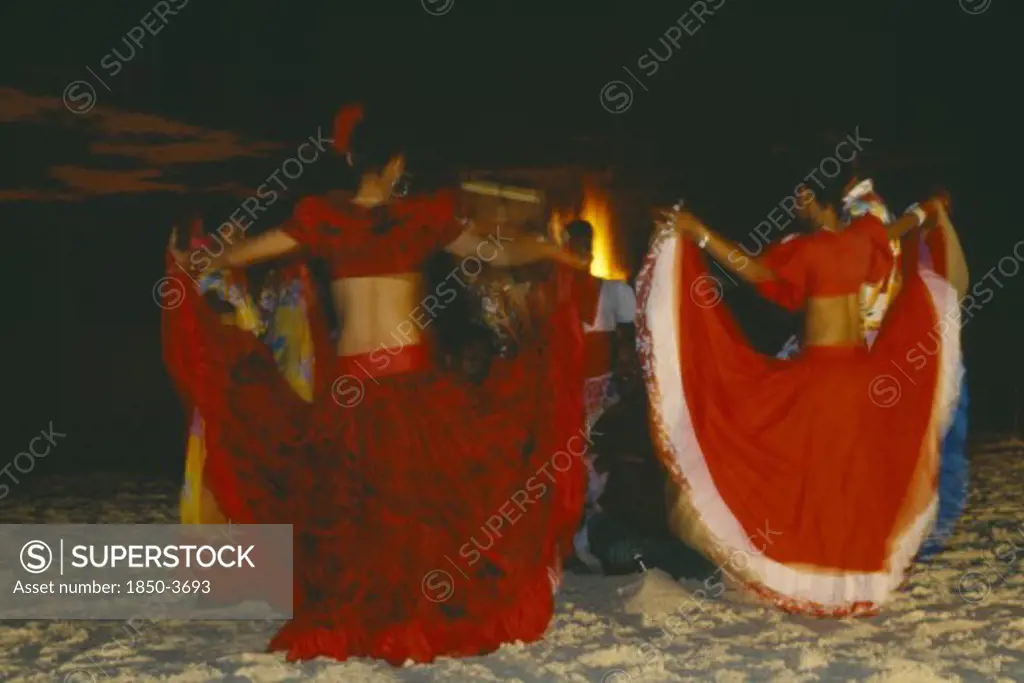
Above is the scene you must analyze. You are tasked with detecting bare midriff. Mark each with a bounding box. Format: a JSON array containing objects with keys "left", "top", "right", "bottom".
[
  {"left": 803, "top": 294, "right": 864, "bottom": 348},
  {"left": 330, "top": 272, "right": 423, "bottom": 356}
]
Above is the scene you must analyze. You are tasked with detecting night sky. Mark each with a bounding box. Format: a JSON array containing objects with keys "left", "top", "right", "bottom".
[{"left": 1, "top": 0, "right": 1018, "bottom": 479}]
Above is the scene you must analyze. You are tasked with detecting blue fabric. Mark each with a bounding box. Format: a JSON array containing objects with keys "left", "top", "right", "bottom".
[{"left": 918, "top": 371, "right": 970, "bottom": 559}]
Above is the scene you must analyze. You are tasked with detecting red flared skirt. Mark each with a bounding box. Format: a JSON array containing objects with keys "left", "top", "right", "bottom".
[
  {"left": 636, "top": 229, "right": 962, "bottom": 616},
  {"left": 162, "top": 256, "right": 586, "bottom": 662}
]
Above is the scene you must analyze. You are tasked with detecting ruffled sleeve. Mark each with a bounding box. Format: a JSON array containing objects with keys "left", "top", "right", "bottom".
[
  {"left": 754, "top": 235, "right": 813, "bottom": 312},
  {"left": 283, "top": 196, "right": 373, "bottom": 260},
  {"left": 285, "top": 191, "right": 465, "bottom": 275},
  {"left": 385, "top": 189, "right": 466, "bottom": 259},
  {"left": 341, "top": 189, "right": 464, "bottom": 272}
]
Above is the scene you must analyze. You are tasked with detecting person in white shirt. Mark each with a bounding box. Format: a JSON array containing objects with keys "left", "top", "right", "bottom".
[
  {"left": 563, "top": 220, "right": 638, "bottom": 427},
  {"left": 564, "top": 220, "right": 708, "bottom": 578}
]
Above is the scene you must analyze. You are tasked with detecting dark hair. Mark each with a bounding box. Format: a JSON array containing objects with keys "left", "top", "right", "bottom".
[
  {"left": 566, "top": 219, "right": 593, "bottom": 242},
  {"left": 799, "top": 141, "right": 895, "bottom": 213},
  {"left": 421, "top": 251, "right": 500, "bottom": 383},
  {"left": 347, "top": 110, "right": 456, "bottom": 196},
  {"left": 347, "top": 113, "right": 408, "bottom": 176},
  {"left": 785, "top": 143, "right": 852, "bottom": 212},
  {"left": 298, "top": 153, "right": 358, "bottom": 197}
]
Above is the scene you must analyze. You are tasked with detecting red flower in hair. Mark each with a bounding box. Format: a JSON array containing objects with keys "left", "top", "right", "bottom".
[{"left": 333, "top": 103, "right": 364, "bottom": 155}]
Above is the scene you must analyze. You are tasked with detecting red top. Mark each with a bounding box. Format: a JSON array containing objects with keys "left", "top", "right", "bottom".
[
  {"left": 573, "top": 273, "right": 605, "bottom": 380},
  {"left": 755, "top": 214, "right": 893, "bottom": 311},
  {"left": 573, "top": 271, "right": 602, "bottom": 326},
  {"left": 284, "top": 190, "right": 465, "bottom": 278}
]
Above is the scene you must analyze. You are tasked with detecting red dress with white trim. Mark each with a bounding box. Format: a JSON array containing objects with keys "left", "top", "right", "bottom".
[{"left": 636, "top": 214, "right": 961, "bottom": 616}]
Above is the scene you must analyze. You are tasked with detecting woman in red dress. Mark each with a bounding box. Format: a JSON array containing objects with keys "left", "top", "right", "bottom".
[
  {"left": 638, "top": 177, "right": 961, "bottom": 617},
  {"left": 163, "top": 104, "right": 591, "bottom": 662}
]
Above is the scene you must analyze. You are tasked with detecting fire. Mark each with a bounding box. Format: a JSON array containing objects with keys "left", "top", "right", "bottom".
[{"left": 549, "top": 182, "right": 627, "bottom": 281}]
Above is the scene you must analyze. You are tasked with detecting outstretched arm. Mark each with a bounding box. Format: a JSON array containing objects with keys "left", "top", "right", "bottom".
[
  {"left": 208, "top": 229, "right": 300, "bottom": 270},
  {"left": 168, "top": 226, "right": 300, "bottom": 274},
  {"left": 887, "top": 197, "right": 945, "bottom": 242},
  {"left": 661, "top": 209, "right": 775, "bottom": 284},
  {"left": 886, "top": 212, "right": 929, "bottom": 242},
  {"left": 446, "top": 228, "right": 591, "bottom": 270}
]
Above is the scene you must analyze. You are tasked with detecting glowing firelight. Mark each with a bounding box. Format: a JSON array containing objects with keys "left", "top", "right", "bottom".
[{"left": 549, "top": 183, "right": 627, "bottom": 281}]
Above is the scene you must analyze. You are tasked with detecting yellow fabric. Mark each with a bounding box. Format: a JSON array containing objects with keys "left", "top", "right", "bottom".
[
  {"left": 180, "top": 417, "right": 207, "bottom": 525},
  {"left": 180, "top": 271, "right": 314, "bottom": 524},
  {"left": 935, "top": 208, "right": 969, "bottom": 298},
  {"left": 267, "top": 295, "right": 315, "bottom": 402},
  {"left": 179, "top": 415, "right": 228, "bottom": 524}
]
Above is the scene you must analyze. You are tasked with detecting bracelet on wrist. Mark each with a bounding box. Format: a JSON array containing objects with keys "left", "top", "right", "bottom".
[{"left": 904, "top": 203, "right": 928, "bottom": 227}]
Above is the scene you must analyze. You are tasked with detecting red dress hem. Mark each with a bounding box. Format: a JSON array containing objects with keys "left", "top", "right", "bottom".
[{"left": 268, "top": 564, "right": 554, "bottom": 664}]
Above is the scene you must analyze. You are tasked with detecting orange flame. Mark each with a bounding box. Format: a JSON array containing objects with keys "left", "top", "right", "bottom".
[{"left": 549, "top": 181, "right": 626, "bottom": 281}]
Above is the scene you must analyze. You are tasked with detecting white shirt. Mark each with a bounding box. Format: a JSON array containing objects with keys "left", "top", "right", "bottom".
[{"left": 584, "top": 280, "right": 637, "bottom": 333}]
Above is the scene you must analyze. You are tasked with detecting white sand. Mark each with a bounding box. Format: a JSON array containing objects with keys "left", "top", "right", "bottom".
[{"left": 2, "top": 440, "right": 1023, "bottom": 682}]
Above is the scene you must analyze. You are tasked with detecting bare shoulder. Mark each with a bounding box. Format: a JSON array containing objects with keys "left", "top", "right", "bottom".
[{"left": 320, "top": 190, "right": 358, "bottom": 212}]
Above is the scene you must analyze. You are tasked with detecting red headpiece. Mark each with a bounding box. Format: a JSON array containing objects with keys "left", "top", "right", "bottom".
[{"left": 332, "top": 103, "right": 364, "bottom": 155}]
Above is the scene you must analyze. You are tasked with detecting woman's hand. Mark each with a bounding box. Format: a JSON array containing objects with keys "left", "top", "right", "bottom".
[
  {"left": 167, "top": 227, "right": 192, "bottom": 271},
  {"left": 928, "top": 192, "right": 951, "bottom": 216},
  {"left": 659, "top": 208, "right": 707, "bottom": 241},
  {"left": 926, "top": 195, "right": 954, "bottom": 234},
  {"left": 918, "top": 195, "right": 950, "bottom": 232}
]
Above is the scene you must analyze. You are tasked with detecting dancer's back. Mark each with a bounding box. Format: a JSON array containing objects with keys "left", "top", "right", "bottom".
[
  {"left": 163, "top": 102, "right": 594, "bottom": 664},
  {"left": 329, "top": 273, "right": 422, "bottom": 353},
  {"left": 320, "top": 192, "right": 423, "bottom": 355},
  {"left": 643, "top": 186, "right": 959, "bottom": 617},
  {"left": 749, "top": 204, "right": 896, "bottom": 348}
]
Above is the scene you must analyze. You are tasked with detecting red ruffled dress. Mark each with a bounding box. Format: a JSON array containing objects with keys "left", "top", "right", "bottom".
[
  {"left": 636, "top": 214, "right": 962, "bottom": 616},
  {"left": 162, "top": 189, "right": 586, "bottom": 663}
]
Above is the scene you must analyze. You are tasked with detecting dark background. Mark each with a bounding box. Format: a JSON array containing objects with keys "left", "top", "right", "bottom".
[{"left": 1, "top": 0, "right": 1019, "bottom": 485}]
